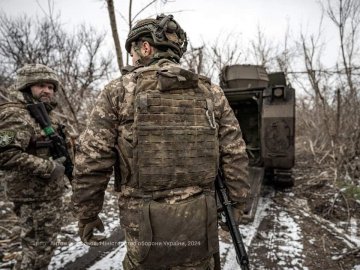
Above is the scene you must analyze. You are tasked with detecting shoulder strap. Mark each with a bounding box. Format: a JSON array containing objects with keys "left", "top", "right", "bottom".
[{"left": 121, "top": 65, "right": 143, "bottom": 75}]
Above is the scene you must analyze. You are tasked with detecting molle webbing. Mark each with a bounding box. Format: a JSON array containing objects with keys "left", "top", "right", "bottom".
[{"left": 133, "top": 67, "right": 218, "bottom": 191}]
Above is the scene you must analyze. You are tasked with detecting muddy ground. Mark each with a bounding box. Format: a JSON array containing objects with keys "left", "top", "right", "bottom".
[{"left": 0, "top": 146, "right": 359, "bottom": 269}]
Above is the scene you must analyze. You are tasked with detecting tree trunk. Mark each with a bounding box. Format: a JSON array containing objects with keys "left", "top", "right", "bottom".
[
  {"left": 336, "top": 88, "right": 341, "bottom": 140},
  {"left": 106, "top": 0, "right": 124, "bottom": 72},
  {"left": 127, "top": 0, "right": 133, "bottom": 65}
]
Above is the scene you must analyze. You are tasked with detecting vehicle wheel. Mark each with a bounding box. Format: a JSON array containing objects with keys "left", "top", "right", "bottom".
[{"left": 273, "top": 174, "right": 294, "bottom": 188}]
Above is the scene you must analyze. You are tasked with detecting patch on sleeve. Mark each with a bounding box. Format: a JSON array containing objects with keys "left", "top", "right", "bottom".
[{"left": 0, "top": 130, "right": 16, "bottom": 147}]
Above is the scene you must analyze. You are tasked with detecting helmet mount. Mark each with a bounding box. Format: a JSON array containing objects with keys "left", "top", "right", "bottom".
[{"left": 125, "top": 14, "right": 187, "bottom": 60}]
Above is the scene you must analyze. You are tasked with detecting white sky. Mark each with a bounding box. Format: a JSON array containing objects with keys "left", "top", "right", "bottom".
[{"left": 0, "top": 0, "right": 339, "bottom": 69}]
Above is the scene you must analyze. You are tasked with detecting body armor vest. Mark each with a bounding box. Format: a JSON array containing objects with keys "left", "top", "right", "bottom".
[{"left": 132, "top": 66, "right": 219, "bottom": 191}]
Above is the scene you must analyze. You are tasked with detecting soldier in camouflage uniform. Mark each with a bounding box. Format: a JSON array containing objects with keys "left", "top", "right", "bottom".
[
  {"left": 72, "top": 14, "right": 249, "bottom": 270},
  {"left": 0, "top": 64, "right": 73, "bottom": 270}
]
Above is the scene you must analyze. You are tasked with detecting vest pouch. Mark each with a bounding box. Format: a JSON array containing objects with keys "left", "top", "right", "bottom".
[
  {"left": 116, "top": 130, "right": 134, "bottom": 187},
  {"left": 157, "top": 67, "right": 199, "bottom": 91},
  {"left": 138, "top": 193, "right": 219, "bottom": 267}
]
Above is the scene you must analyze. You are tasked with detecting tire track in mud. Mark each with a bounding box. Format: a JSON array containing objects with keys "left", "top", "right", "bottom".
[
  {"left": 281, "top": 197, "right": 360, "bottom": 270},
  {"left": 249, "top": 198, "right": 307, "bottom": 270},
  {"left": 246, "top": 189, "right": 360, "bottom": 270},
  {"left": 52, "top": 227, "right": 125, "bottom": 270},
  {"left": 221, "top": 196, "right": 273, "bottom": 270},
  {"left": 48, "top": 186, "right": 360, "bottom": 270},
  {"left": 62, "top": 188, "right": 306, "bottom": 270},
  {"left": 221, "top": 187, "right": 307, "bottom": 270}
]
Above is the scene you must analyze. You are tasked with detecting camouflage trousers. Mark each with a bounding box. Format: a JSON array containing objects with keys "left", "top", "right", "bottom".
[
  {"left": 122, "top": 231, "right": 215, "bottom": 270},
  {"left": 13, "top": 198, "right": 63, "bottom": 270},
  {"left": 123, "top": 252, "right": 214, "bottom": 270}
]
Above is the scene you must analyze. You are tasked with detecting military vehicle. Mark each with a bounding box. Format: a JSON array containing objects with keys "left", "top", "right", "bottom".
[{"left": 220, "top": 65, "right": 295, "bottom": 222}]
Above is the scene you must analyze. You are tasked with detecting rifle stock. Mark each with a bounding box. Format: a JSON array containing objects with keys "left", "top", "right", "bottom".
[{"left": 215, "top": 170, "right": 250, "bottom": 270}]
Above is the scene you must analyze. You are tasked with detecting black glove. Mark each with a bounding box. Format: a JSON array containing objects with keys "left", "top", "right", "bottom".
[{"left": 78, "top": 216, "right": 106, "bottom": 246}]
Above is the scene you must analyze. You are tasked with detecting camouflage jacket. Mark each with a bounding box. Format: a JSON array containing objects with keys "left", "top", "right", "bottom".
[
  {"left": 0, "top": 90, "right": 73, "bottom": 202},
  {"left": 73, "top": 59, "right": 249, "bottom": 220}
]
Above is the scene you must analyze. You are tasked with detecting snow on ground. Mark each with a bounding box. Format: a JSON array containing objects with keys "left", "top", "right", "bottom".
[
  {"left": 48, "top": 196, "right": 274, "bottom": 270},
  {"left": 349, "top": 218, "right": 358, "bottom": 244},
  {"left": 265, "top": 210, "right": 306, "bottom": 270},
  {"left": 222, "top": 193, "right": 308, "bottom": 270},
  {"left": 222, "top": 197, "right": 272, "bottom": 270},
  {"left": 88, "top": 243, "right": 126, "bottom": 270},
  {"left": 49, "top": 235, "right": 89, "bottom": 270},
  {"left": 39, "top": 187, "right": 360, "bottom": 269},
  {"left": 48, "top": 189, "right": 120, "bottom": 270},
  {"left": 291, "top": 197, "right": 360, "bottom": 249},
  {"left": 48, "top": 192, "right": 310, "bottom": 270}
]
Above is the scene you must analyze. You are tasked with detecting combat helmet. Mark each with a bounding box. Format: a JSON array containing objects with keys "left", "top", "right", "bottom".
[
  {"left": 125, "top": 14, "right": 188, "bottom": 59},
  {"left": 14, "top": 64, "right": 60, "bottom": 92}
]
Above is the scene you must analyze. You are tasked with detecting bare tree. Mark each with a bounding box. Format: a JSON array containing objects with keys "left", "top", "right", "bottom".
[
  {"left": 106, "top": 0, "right": 124, "bottom": 72},
  {"left": 250, "top": 25, "right": 275, "bottom": 69},
  {"left": 275, "top": 25, "right": 297, "bottom": 80},
  {"left": 325, "top": 0, "right": 360, "bottom": 173},
  {"left": 0, "top": 13, "right": 113, "bottom": 130},
  {"left": 293, "top": 0, "right": 360, "bottom": 185},
  {"left": 299, "top": 30, "right": 341, "bottom": 159},
  {"left": 325, "top": 0, "right": 360, "bottom": 97},
  {"left": 300, "top": 32, "right": 328, "bottom": 108},
  {"left": 203, "top": 33, "right": 243, "bottom": 82},
  {"left": 181, "top": 43, "right": 204, "bottom": 74},
  {"left": 111, "top": 0, "right": 169, "bottom": 65}
]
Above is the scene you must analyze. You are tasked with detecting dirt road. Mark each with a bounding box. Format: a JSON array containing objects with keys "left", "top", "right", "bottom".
[
  {"left": 1, "top": 156, "right": 360, "bottom": 269},
  {"left": 48, "top": 180, "right": 360, "bottom": 269}
]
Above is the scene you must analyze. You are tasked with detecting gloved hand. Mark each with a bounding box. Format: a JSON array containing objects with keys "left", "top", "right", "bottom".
[
  {"left": 54, "top": 156, "right": 67, "bottom": 165},
  {"left": 78, "top": 216, "right": 106, "bottom": 246},
  {"left": 49, "top": 157, "right": 66, "bottom": 181}
]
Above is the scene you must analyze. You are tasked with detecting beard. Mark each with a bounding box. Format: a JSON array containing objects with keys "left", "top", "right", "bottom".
[
  {"left": 39, "top": 96, "right": 51, "bottom": 103},
  {"left": 37, "top": 94, "right": 53, "bottom": 103},
  {"left": 32, "top": 93, "right": 57, "bottom": 111}
]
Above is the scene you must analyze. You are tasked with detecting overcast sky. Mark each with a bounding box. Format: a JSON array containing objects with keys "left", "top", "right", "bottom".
[{"left": 0, "top": 0, "right": 339, "bottom": 69}]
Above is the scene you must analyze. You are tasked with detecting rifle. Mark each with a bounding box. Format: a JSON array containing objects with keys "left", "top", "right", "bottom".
[
  {"left": 27, "top": 102, "right": 74, "bottom": 181},
  {"left": 215, "top": 169, "right": 250, "bottom": 270}
]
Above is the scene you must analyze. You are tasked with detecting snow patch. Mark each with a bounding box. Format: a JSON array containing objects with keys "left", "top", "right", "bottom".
[
  {"left": 266, "top": 210, "right": 306, "bottom": 270},
  {"left": 48, "top": 189, "right": 120, "bottom": 269},
  {"left": 222, "top": 197, "right": 272, "bottom": 270},
  {"left": 88, "top": 243, "right": 127, "bottom": 270},
  {"left": 48, "top": 237, "right": 90, "bottom": 270}
]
